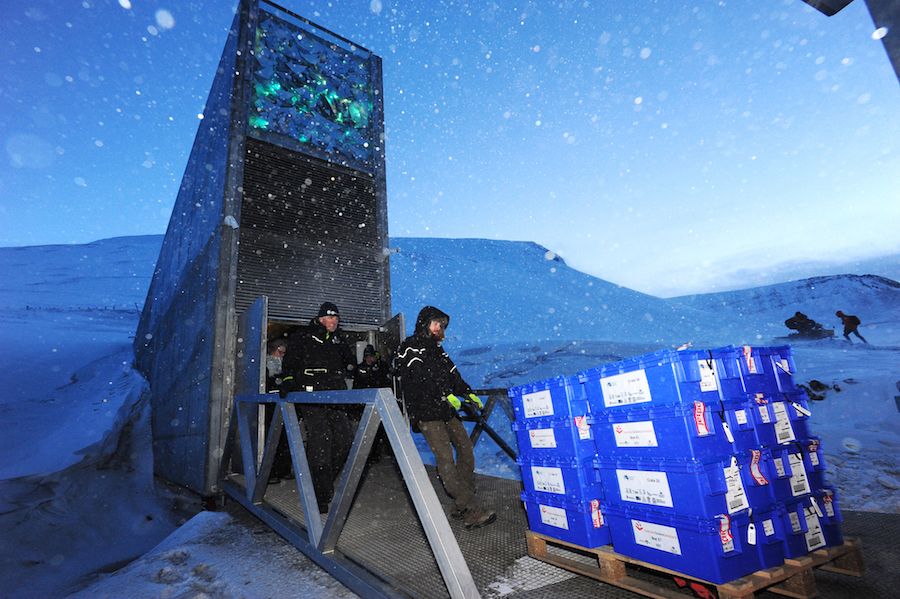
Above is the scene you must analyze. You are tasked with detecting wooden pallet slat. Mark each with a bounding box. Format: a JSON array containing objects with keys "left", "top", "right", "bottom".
[{"left": 525, "top": 530, "right": 864, "bottom": 599}]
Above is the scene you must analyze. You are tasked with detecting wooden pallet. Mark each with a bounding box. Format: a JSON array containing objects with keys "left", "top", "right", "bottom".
[{"left": 525, "top": 531, "right": 864, "bottom": 599}]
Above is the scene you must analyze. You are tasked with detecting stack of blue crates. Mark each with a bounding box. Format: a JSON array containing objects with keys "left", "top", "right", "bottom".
[
  {"left": 510, "top": 344, "right": 843, "bottom": 585},
  {"left": 509, "top": 375, "right": 611, "bottom": 548}
]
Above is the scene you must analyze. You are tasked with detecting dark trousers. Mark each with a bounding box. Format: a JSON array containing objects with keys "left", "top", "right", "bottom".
[
  {"left": 843, "top": 327, "right": 867, "bottom": 343},
  {"left": 418, "top": 418, "right": 476, "bottom": 511},
  {"left": 301, "top": 404, "right": 354, "bottom": 512},
  {"left": 264, "top": 403, "right": 294, "bottom": 478}
]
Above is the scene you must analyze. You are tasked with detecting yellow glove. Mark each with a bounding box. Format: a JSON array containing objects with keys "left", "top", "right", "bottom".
[
  {"left": 446, "top": 394, "right": 462, "bottom": 409},
  {"left": 467, "top": 393, "right": 483, "bottom": 409}
]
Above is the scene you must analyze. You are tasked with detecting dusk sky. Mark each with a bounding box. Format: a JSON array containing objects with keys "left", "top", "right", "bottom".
[{"left": 1, "top": 0, "right": 898, "bottom": 296}]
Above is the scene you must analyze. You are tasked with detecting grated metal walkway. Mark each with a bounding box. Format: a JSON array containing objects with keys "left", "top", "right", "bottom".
[{"left": 254, "top": 457, "right": 900, "bottom": 598}]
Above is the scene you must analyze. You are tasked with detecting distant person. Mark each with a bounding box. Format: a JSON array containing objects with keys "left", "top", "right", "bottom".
[
  {"left": 835, "top": 310, "right": 867, "bottom": 344},
  {"left": 784, "top": 311, "right": 818, "bottom": 335},
  {"left": 264, "top": 338, "right": 292, "bottom": 482},
  {"left": 353, "top": 344, "right": 392, "bottom": 389},
  {"left": 397, "top": 306, "right": 496, "bottom": 530},
  {"left": 282, "top": 302, "right": 356, "bottom": 513}
]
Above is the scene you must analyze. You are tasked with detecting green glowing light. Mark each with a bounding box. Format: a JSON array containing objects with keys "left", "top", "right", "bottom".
[{"left": 249, "top": 115, "right": 270, "bottom": 129}]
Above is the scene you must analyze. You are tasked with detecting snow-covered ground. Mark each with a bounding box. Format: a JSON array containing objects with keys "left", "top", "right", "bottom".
[{"left": 1, "top": 235, "right": 897, "bottom": 597}]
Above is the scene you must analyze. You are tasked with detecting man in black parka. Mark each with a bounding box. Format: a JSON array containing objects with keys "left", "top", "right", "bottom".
[
  {"left": 282, "top": 301, "right": 356, "bottom": 513},
  {"left": 397, "top": 306, "right": 496, "bottom": 529}
]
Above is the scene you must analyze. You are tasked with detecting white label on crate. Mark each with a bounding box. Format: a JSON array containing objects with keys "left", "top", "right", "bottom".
[
  {"left": 747, "top": 522, "right": 757, "bottom": 546},
  {"left": 538, "top": 504, "right": 569, "bottom": 530},
  {"left": 721, "top": 421, "right": 735, "bottom": 444},
  {"left": 699, "top": 360, "right": 719, "bottom": 392},
  {"left": 791, "top": 401, "right": 812, "bottom": 418},
  {"left": 617, "top": 469, "right": 674, "bottom": 508},
  {"left": 591, "top": 499, "right": 604, "bottom": 528},
  {"left": 574, "top": 415, "right": 591, "bottom": 440},
  {"left": 772, "top": 402, "right": 796, "bottom": 444},
  {"left": 531, "top": 466, "right": 566, "bottom": 495},
  {"left": 529, "top": 428, "right": 557, "bottom": 449},
  {"left": 735, "top": 409, "right": 748, "bottom": 426},
  {"left": 758, "top": 404, "right": 772, "bottom": 424},
  {"left": 763, "top": 519, "right": 775, "bottom": 537},
  {"left": 774, "top": 457, "right": 786, "bottom": 478},
  {"left": 724, "top": 459, "right": 750, "bottom": 514},
  {"left": 523, "top": 389, "right": 555, "bottom": 418},
  {"left": 612, "top": 421, "right": 658, "bottom": 447},
  {"left": 823, "top": 494, "right": 836, "bottom": 518},
  {"left": 804, "top": 508, "right": 826, "bottom": 551},
  {"left": 601, "top": 370, "right": 652, "bottom": 408},
  {"left": 693, "top": 401, "right": 711, "bottom": 436},
  {"left": 718, "top": 515, "right": 735, "bottom": 553},
  {"left": 807, "top": 439, "right": 820, "bottom": 467},
  {"left": 788, "top": 510, "right": 802, "bottom": 534},
  {"left": 632, "top": 519, "right": 682, "bottom": 555},
  {"left": 789, "top": 453, "right": 811, "bottom": 497}
]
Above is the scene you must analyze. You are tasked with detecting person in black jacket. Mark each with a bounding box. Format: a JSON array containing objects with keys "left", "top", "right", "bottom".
[
  {"left": 282, "top": 302, "right": 356, "bottom": 513},
  {"left": 835, "top": 310, "right": 867, "bottom": 343},
  {"left": 397, "top": 306, "right": 496, "bottom": 530},
  {"left": 353, "top": 344, "right": 392, "bottom": 389}
]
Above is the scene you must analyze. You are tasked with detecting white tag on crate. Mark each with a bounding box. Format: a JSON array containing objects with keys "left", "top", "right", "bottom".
[
  {"left": 788, "top": 510, "right": 802, "bottom": 534},
  {"left": 529, "top": 428, "right": 557, "bottom": 449},
  {"left": 613, "top": 420, "right": 658, "bottom": 447},
  {"left": 721, "top": 420, "right": 735, "bottom": 444},
  {"left": 747, "top": 522, "right": 757, "bottom": 546},
  {"left": 539, "top": 504, "right": 569, "bottom": 530},
  {"left": 523, "top": 389, "right": 554, "bottom": 418},
  {"left": 804, "top": 508, "right": 826, "bottom": 551},
  {"left": 632, "top": 519, "right": 682, "bottom": 555},
  {"left": 531, "top": 466, "right": 566, "bottom": 495},
  {"left": 791, "top": 401, "right": 812, "bottom": 417},
  {"left": 742, "top": 346, "right": 758, "bottom": 374},
  {"left": 574, "top": 415, "right": 591, "bottom": 440},
  {"left": 763, "top": 519, "right": 775, "bottom": 537},
  {"left": 601, "top": 369, "right": 652, "bottom": 408},
  {"left": 772, "top": 402, "right": 796, "bottom": 444},
  {"left": 823, "top": 493, "right": 836, "bottom": 517},
  {"left": 789, "top": 453, "right": 811, "bottom": 496},
  {"left": 699, "top": 359, "right": 719, "bottom": 392},
  {"left": 693, "top": 401, "right": 711, "bottom": 436},
  {"left": 724, "top": 457, "right": 750, "bottom": 514},
  {"left": 735, "top": 409, "right": 748, "bottom": 425},
  {"left": 774, "top": 457, "right": 786, "bottom": 478},
  {"left": 591, "top": 499, "right": 604, "bottom": 528},
  {"left": 810, "top": 496, "right": 824, "bottom": 518},
  {"left": 750, "top": 449, "right": 769, "bottom": 485},
  {"left": 617, "top": 469, "right": 674, "bottom": 508},
  {"left": 758, "top": 404, "right": 772, "bottom": 424}
]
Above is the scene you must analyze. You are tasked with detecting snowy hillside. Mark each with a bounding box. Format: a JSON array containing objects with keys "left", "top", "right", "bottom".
[{"left": 1, "top": 234, "right": 898, "bottom": 597}]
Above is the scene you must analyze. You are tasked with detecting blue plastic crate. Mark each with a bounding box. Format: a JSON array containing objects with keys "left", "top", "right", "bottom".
[
  {"left": 512, "top": 415, "right": 595, "bottom": 460},
  {"left": 595, "top": 455, "right": 759, "bottom": 518},
  {"left": 577, "top": 347, "right": 745, "bottom": 413},
  {"left": 590, "top": 399, "right": 757, "bottom": 461},
  {"left": 750, "top": 505, "right": 787, "bottom": 569},
  {"left": 509, "top": 375, "right": 588, "bottom": 422},
  {"left": 735, "top": 345, "right": 798, "bottom": 395},
  {"left": 795, "top": 437, "right": 830, "bottom": 491},
  {"left": 745, "top": 392, "right": 812, "bottom": 447},
  {"left": 603, "top": 502, "right": 764, "bottom": 584},
  {"left": 521, "top": 491, "right": 612, "bottom": 548},
  {"left": 518, "top": 455, "right": 603, "bottom": 501},
  {"left": 780, "top": 489, "right": 843, "bottom": 558},
  {"left": 766, "top": 445, "right": 813, "bottom": 501}
]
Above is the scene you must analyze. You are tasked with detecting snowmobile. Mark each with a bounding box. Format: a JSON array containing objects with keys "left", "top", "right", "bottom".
[{"left": 779, "top": 312, "right": 835, "bottom": 341}]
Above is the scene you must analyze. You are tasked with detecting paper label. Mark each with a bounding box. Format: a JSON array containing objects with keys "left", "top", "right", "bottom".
[
  {"left": 750, "top": 449, "right": 769, "bottom": 485},
  {"left": 531, "top": 466, "right": 566, "bottom": 495},
  {"left": 823, "top": 493, "right": 835, "bottom": 518},
  {"left": 789, "top": 453, "right": 811, "bottom": 496},
  {"left": 617, "top": 469, "right": 674, "bottom": 508},
  {"left": 693, "top": 401, "right": 711, "bottom": 436},
  {"left": 718, "top": 514, "right": 735, "bottom": 553},
  {"left": 601, "top": 370, "right": 652, "bottom": 408},
  {"left": 724, "top": 460, "right": 750, "bottom": 514},
  {"left": 780, "top": 358, "right": 791, "bottom": 374},
  {"left": 742, "top": 346, "right": 758, "bottom": 374},
  {"left": 699, "top": 360, "right": 719, "bottom": 392},
  {"left": 574, "top": 415, "right": 591, "bottom": 440},
  {"left": 522, "top": 389, "right": 554, "bottom": 418},
  {"left": 591, "top": 499, "right": 603, "bottom": 528},
  {"left": 772, "top": 402, "right": 796, "bottom": 444},
  {"left": 735, "top": 409, "right": 748, "bottom": 425},
  {"left": 613, "top": 421, "right": 658, "bottom": 447},
  {"left": 788, "top": 510, "right": 802, "bottom": 534},
  {"left": 758, "top": 405, "right": 772, "bottom": 424},
  {"left": 632, "top": 519, "right": 682, "bottom": 555},
  {"left": 539, "top": 504, "right": 569, "bottom": 530},
  {"left": 804, "top": 508, "right": 826, "bottom": 551},
  {"left": 747, "top": 522, "right": 757, "bottom": 546},
  {"left": 774, "top": 457, "right": 786, "bottom": 478},
  {"left": 807, "top": 440, "right": 820, "bottom": 467},
  {"left": 763, "top": 519, "right": 775, "bottom": 537},
  {"left": 528, "top": 428, "right": 557, "bottom": 449}
]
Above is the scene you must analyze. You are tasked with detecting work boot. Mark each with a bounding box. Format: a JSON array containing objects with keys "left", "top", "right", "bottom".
[
  {"left": 463, "top": 506, "right": 496, "bottom": 530},
  {"left": 450, "top": 506, "right": 468, "bottom": 520}
]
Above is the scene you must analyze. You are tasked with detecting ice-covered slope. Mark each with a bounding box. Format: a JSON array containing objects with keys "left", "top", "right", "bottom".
[{"left": 667, "top": 275, "right": 900, "bottom": 345}]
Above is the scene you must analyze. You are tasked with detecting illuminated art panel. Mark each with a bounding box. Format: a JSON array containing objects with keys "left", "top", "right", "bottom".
[{"left": 250, "top": 9, "right": 376, "bottom": 172}]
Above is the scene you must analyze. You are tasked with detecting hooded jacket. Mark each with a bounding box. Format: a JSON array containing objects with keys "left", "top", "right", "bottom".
[
  {"left": 396, "top": 306, "right": 473, "bottom": 425},
  {"left": 282, "top": 317, "right": 355, "bottom": 391}
]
